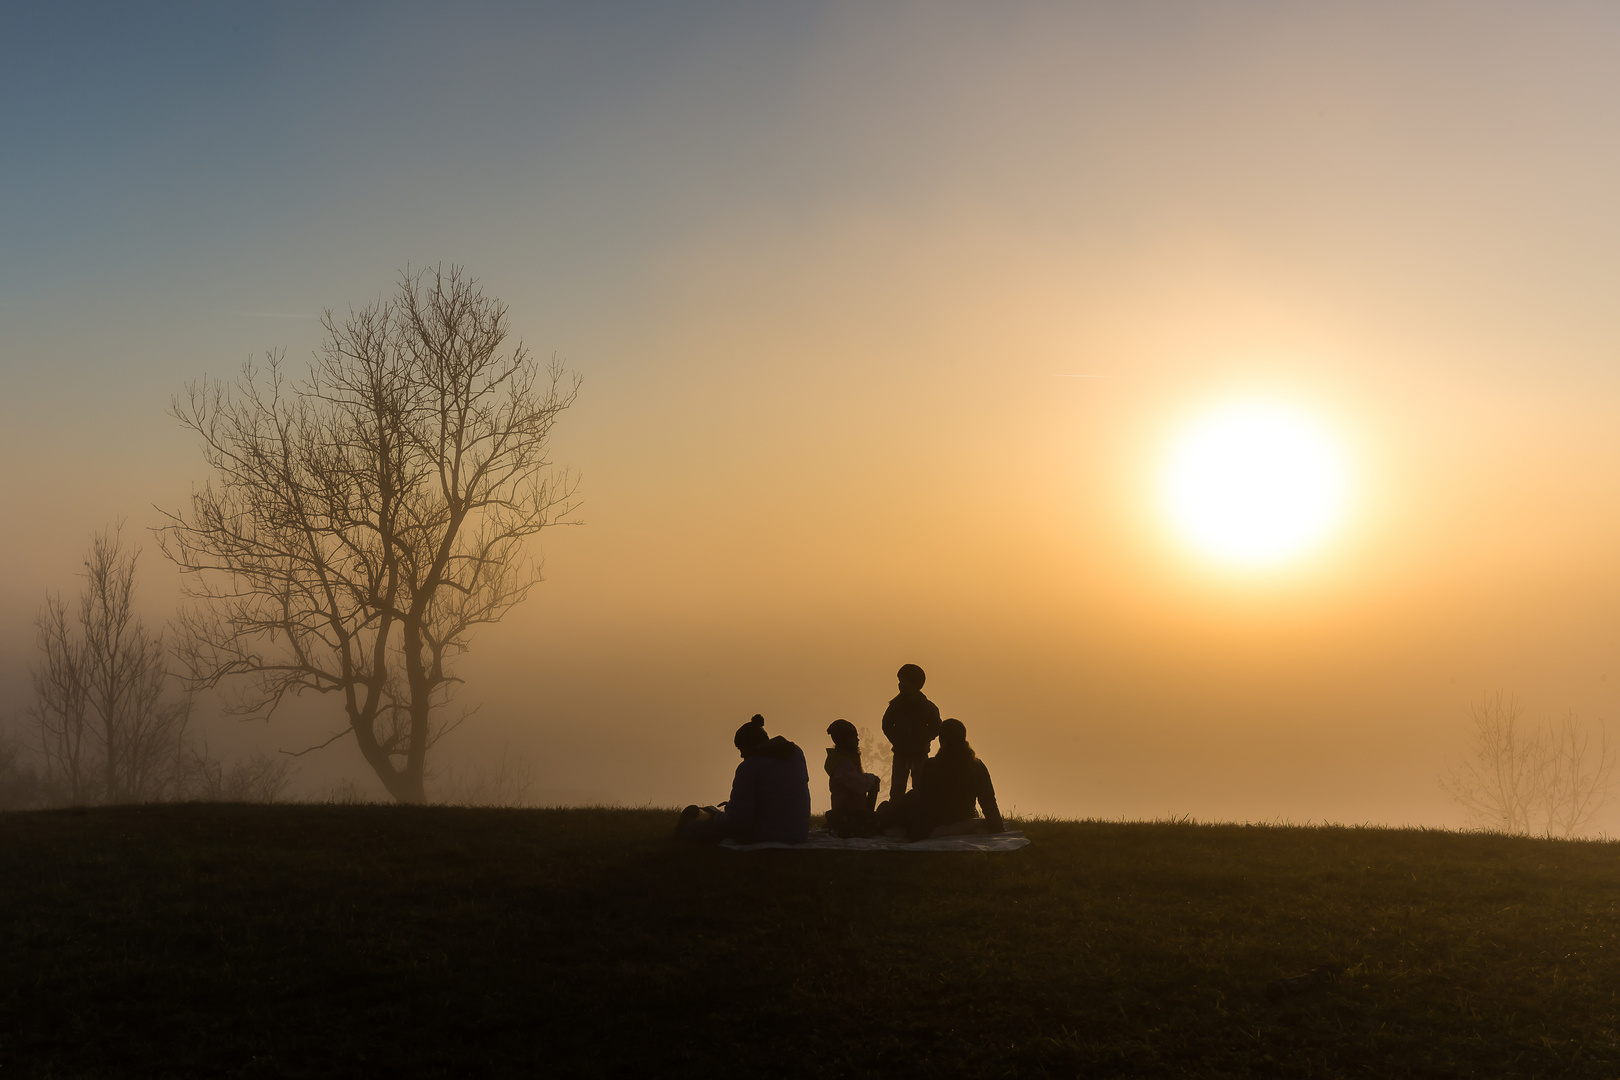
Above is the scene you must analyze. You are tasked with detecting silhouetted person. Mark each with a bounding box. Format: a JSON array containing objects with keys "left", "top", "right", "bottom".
[
  {"left": 883, "top": 718, "right": 1004, "bottom": 841},
  {"left": 823, "top": 719, "right": 881, "bottom": 837},
  {"left": 881, "top": 663, "right": 942, "bottom": 798},
  {"left": 677, "top": 715, "right": 811, "bottom": 844}
]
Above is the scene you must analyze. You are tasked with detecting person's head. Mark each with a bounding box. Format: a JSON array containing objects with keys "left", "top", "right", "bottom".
[
  {"left": 734, "top": 714, "right": 769, "bottom": 756},
  {"left": 897, "top": 663, "right": 926, "bottom": 692},
  {"left": 939, "top": 717, "right": 970, "bottom": 754},
  {"left": 826, "top": 718, "right": 859, "bottom": 751}
]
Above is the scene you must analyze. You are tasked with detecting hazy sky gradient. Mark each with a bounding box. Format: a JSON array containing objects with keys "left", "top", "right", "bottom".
[{"left": 6, "top": 2, "right": 1620, "bottom": 822}]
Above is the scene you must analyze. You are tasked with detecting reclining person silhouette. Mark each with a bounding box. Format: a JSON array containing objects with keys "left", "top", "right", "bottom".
[
  {"left": 881, "top": 663, "right": 942, "bottom": 799},
  {"left": 676, "top": 715, "right": 811, "bottom": 844},
  {"left": 877, "top": 717, "right": 1005, "bottom": 841},
  {"left": 823, "top": 719, "right": 881, "bottom": 838}
]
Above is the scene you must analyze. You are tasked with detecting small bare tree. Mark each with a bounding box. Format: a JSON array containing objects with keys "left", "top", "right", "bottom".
[
  {"left": 1441, "top": 691, "right": 1616, "bottom": 837},
  {"left": 31, "top": 594, "right": 91, "bottom": 803},
  {"left": 0, "top": 724, "right": 45, "bottom": 810},
  {"left": 1542, "top": 712, "right": 1615, "bottom": 839},
  {"left": 855, "top": 724, "right": 893, "bottom": 794},
  {"left": 430, "top": 744, "right": 538, "bottom": 807},
  {"left": 29, "top": 527, "right": 191, "bottom": 804},
  {"left": 177, "top": 744, "right": 295, "bottom": 803},
  {"left": 159, "top": 266, "right": 579, "bottom": 803}
]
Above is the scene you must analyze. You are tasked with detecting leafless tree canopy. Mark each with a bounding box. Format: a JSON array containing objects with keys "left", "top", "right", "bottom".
[
  {"left": 30, "top": 527, "right": 191, "bottom": 804},
  {"left": 855, "top": 725, "right": 893, "bottom": 794},
  {"left": 159, "top": 267, "right": 579, "bottom": 803},
  {"left": 1441, "top": 691, "right": 1616, "bottom": 838}
]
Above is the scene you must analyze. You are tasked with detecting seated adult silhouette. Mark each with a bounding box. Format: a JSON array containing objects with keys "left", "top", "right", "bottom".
[
  {"left": 823, "top": 719, "right": 881, "bottom": 838},
  {"left": 677, "top": 715, "right": 811, "bottom": 844},
  {"left": 886, "top": 717, "right": 1004, "bottom": 841}
]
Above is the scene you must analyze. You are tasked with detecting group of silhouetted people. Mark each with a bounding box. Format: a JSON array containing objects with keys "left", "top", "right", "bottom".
[{"left": 676, "top": 664, "right": 1004, "bottom": 845}]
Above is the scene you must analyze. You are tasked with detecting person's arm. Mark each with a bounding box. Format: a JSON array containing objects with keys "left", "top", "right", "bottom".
[
  {"left": 975, "top": 760, "right": 1004, "bottom": 832},
  {"left": 725, "top": 761, "right": 758, "bottom": 838},
  {"left": 831, "top": 758, "right": 864, "bottom": 799},
  {"left": 880, "top": 700, "right": 901, "bottom": 746}
]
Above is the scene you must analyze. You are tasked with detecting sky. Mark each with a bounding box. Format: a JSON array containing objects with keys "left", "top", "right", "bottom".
[{"left": 5, "top": 1, "right": 1620, "bottom": 825}]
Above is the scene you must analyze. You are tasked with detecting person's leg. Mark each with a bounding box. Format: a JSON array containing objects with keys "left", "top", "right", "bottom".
[
  {"left": 890, "top": 750, "right": 911, "bottom": 798},
  {"left": 902, "top": 794, "right": 934, "bottom": 842},
  {"left": 873, "top": 795, "right": 904, "bottom": 833},
  {"left": 825, "top": 807, "right": 846, "bottom": 836},
  {"left": 849, "top": 807, "right": 878, "bottom": 838},
  {"left": 676, "top": 805, "right": 724, "bottom": 839}
]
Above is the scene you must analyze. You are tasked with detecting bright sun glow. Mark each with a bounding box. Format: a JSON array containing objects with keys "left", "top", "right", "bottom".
[{"left": 1162, "top": 400, "right": 1350, "bottom": 568}]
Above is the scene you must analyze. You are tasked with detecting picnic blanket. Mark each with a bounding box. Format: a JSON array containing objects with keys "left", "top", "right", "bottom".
[{"left": 720, "top": 828, "right": 1029, "bottom": 853}]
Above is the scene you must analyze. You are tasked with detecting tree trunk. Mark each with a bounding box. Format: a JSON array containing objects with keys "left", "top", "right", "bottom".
[{"left": 351, "top": 715, "right": 427, "bottom": 804}]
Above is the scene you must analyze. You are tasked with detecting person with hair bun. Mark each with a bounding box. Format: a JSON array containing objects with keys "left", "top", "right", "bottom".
[
  {"left": 886, "top": 717, "right": 1004, "bottom": 841},
  {"left": 676, "top": 715, "right": 811, "bottom": 844}
]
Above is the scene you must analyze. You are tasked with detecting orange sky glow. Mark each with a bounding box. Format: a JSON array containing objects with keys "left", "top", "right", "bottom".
[{"left": 4, "top": 3, "right": 1620, "bottom": 825}]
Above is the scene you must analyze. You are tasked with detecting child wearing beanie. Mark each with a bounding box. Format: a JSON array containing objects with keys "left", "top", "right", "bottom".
[{"left": 823, "top": 719, "right": 880, "bottom": 837}]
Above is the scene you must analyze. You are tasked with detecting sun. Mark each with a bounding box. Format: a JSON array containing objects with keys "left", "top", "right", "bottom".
[{"left": 1161, "top": 399, "right": 1350, "bottom": 568}]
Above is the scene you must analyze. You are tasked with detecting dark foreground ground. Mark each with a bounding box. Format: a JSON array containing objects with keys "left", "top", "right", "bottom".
[{"left": 3, "top": 806, "right": 1620, "bottom": 1078}]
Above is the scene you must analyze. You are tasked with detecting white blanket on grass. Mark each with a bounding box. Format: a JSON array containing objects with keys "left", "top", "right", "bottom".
[{"left": 721, "top": 828, "right": 1029, "bottom": 853}]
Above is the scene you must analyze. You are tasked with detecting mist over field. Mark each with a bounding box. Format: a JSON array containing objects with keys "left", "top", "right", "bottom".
[{"left": 5, "top": 2, "right": 1620, "bottom": 827}]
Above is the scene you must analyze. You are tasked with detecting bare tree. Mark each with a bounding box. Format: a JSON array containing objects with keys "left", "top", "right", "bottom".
[
  {"left": 1441, "top": 692, "right": 1540, "bottom": 834},
  {"left": 855, "top": 725, "right": 893, "bottom": 795},
  {"left": 31, "top": 594, "right": 92, "bottom": 803},
  {"left": 1441, "top": 691, "right": 1616, "bottom": 837},
  {"left": 177, "top": 744, "right": 295, "bottom": 803},
  {"left": 29, "top": 527, "right": 191, "bottom": 804},
  {"left": 1542, "top": 712, "right": 1615, "bottom": 839},
  {"left": 0, "top": 724, "right": 45, "bottom": 810},
  {"left": 159, "top": 266, "right": 579, "bottom": 803},
  {"left": 430, "top": 744, "right": 538, "bottom": 807}
]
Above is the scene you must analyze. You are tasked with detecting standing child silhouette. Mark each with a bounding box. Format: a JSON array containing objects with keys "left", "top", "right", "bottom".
[{"left": 880, "top": 663, "right": 942, "bottom": 799}]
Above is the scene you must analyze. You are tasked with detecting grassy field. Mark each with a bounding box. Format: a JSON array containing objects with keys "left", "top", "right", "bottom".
[{"left": 3, "top": 806, "right": 1620, "bottom": 1078}]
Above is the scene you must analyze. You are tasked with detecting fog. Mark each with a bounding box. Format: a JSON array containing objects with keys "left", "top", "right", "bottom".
[{"left": 5, "top": 2, "right": 1620, "bottom": 825}]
